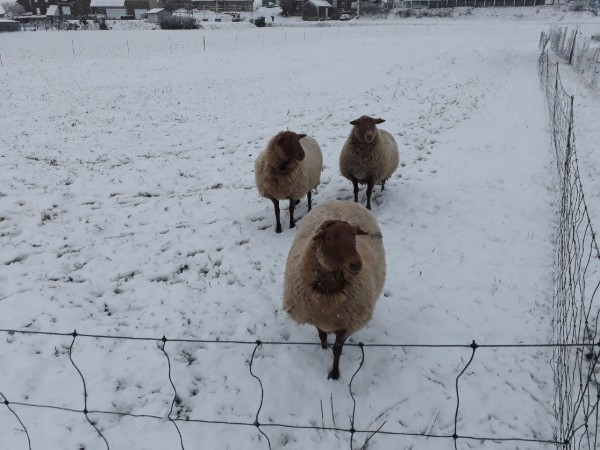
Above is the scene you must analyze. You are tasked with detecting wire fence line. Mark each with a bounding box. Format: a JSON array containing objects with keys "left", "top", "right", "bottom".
[
  {"left": 538, "top": 39, "right": 600, "bottom": 450},
  {"left": 0, "top": 327, "right": 597, "bottom": 449},
  {"left": 542, "top": 26, "right": 600, "bottom": 88}
]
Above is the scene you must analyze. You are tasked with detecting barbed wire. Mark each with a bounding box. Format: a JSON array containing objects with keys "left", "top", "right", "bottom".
[
  {"left": 538, "top": 42, "right": 600, "bottom": 450},
  {"left": 1, "top": 327, "right": 597, "bottom": 449}
]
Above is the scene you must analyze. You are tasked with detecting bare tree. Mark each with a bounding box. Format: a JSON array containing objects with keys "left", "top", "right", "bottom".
[{"left": 1, "top": 1, "right": 26, "bottom": 15}]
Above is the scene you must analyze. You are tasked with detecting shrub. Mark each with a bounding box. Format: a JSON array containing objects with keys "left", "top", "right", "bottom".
[{"left": 159, "top": 16, "right": 199, "bottom": 30}]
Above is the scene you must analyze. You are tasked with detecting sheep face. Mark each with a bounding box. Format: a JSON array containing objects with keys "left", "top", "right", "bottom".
[
  {"left": 277, "top": 131, "right": 307, "bottom": 162},
  {"left": 313, "top": 220, "right": 369, "bottom": 275},
  {"left": 350, "top": 116, "right": 385, "bottom": 144}
]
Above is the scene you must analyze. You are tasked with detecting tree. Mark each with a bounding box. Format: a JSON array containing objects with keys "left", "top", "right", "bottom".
[
  {"left": 1, "top": 1, "right": 26, "bottom": 15},
  {"left": 279, "top": 0, "right": 295, "bottom": 16}
]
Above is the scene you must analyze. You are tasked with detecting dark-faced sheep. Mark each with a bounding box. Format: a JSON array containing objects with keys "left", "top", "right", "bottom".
[
  {"left": 255, "top": 131, "right": 323, "bottom": 233},
  {"left": 339, "top": 115, "right": 399, "bottom": 210},
  {"left": 283, "top": 200, "right": 386, "bottom": 380}
]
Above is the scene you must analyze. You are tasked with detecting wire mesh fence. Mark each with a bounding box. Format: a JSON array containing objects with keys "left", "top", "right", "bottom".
[
  {"left": 542, "top": 26, "right": 600, "bottom": 88},
  {"left": 0, "top": 328, "right": 592, "bottom": 450},
  {"left": 538, "top": 45, "right": 600, "bottom": 450}
]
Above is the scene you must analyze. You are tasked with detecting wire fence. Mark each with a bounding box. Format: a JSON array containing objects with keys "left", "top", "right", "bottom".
[
  {"left": 0, "top": 327, "right": 596, "bottom": 450},
  {"left": 543, "top": 26, "right": 600, "bottom": 89},
  {"left": 538, "top": 40, "right": 600, "bottom": 449}
]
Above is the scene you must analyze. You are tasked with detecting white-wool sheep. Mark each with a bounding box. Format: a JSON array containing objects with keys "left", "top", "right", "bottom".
[
  {"left": 283, "top": 200, "right": 386, "bottom": 379},
  {"left": 255, "top": 131, "right": 323, "bottom": 233},
  {"left": 339, "top": 115, "right": 399, "bottom": 210}
]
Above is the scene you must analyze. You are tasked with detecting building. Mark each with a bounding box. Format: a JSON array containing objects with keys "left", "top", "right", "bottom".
[
  {"left": 147, "top": 6, "right": 170, "bottom": 21},
  {"left": 45, "top": 4, "right": 72, "bottom": 18},
  {"left": 90, "top": 0, "right": 150, "bottom": 18},
  {"left": 302, "top": 0, "right": 333, "bottom": 19},
  {"left": 0, "top": 18, "right": 21, "bottom": 30},
  {"left": 193, "top": 0, "right": 253, "bottom": 12}
]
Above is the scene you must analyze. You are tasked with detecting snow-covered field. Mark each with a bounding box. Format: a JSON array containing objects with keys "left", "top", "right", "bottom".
[{"left": 1, "top": 6, "right": 600, "bottom": 450}]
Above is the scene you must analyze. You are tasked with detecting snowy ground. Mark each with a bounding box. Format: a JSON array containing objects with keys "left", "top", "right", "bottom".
[{"left": 1, "top": 7, "right": 600, "bottom": 450}]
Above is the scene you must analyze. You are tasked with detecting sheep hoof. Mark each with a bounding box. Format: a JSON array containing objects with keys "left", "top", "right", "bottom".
[
  {"left": 275, "top": 226, "right": 282, "bottom": 233},
  {"left": 327, "top": 369, "right": 340, "bottom": 380}
]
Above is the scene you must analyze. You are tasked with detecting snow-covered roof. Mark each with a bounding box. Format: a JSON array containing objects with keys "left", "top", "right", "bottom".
[
  {"left": 147, "top": 8, "right": 165, "bottom": 13},
  {"left": 46, "top": 5, "right": 59, "bottom": 16},
  {"left": 62, "top": 6, "right": 71, "bottom": 14},
  {"left": 307, "top": 0, "right": 332, "bottom": 7},
  {"left": 0, "top": 4, "right": 5, "bottom": 15},
  {"left": 90, "top": 0, "right": 126, "bottom": 7}
]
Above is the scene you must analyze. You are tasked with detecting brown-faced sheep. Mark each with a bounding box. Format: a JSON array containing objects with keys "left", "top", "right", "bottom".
[
  {"left": 255, "top": 131, "right": 323, "bottom": 233},
  {"left": 339, "top": 115, "right": 399, "bottom": 210},
  {"left": 283, "top": 200, "right": 386, "bottom": 380}
]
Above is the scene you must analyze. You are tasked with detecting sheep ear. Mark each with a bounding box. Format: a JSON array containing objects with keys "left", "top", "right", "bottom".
[
  {"left": 314, "top": 220, "right": 336, "bottom": 240},
  {"left": 298, "top": 134, "right": 307, "bottom": 139},
  {"left": 355, "top": 226, "right": 369, "bottom": 236},
  {"left": 350, "top": 119, "right": 361, "bottom": 125},
  {"left": 374, "top": 118, "right": 385, "bottom": 124}
]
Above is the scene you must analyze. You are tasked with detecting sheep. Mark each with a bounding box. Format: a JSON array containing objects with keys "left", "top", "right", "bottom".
[
  {"left": 255, "top": 131, "right": 323, "bottom": 233},
  {"left": 282, "top": 200, "right": 386, "bottom": 380},
  {"left": 339, "top": 115, "right": 399, "bottom": 210}
]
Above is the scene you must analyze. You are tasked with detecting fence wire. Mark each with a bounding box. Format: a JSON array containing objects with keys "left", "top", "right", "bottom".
[
  {"left": 538, "top": 46, "right": 600, "bottom": 450},
  {"left": 0, "top": 328, "right": 597, "bottom": 449},
  {"left": 542, "top": 26, "right": 600, "bottom": 89}
]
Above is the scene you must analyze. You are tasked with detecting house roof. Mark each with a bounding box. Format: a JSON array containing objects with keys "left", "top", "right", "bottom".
[
  {"left": 147, "top": 8, "right": 165, "bottom": 13},
  {"left": 46, "top": 5, "right": 59, "bottom": 15},
  {"left": 90, "top": 0, "right": 126, "bottom": 7},
  {"left": 307, "top": 0, "right": 332, "bottom": 6}
]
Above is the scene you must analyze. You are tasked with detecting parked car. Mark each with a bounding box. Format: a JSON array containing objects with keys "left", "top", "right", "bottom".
[
  {"left": 339, "top": 13, "right": 352, "bottom": 21},
  {"left": 254, "top": 16, "right": 266, "bottom": 27}
]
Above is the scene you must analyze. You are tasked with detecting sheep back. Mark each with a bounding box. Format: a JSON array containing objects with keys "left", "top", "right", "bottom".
[
  {"left": 255, "top": 135, "right": 323, "bottom": 201},
  {"left": 283, "top": 200, "right": 386, "bottom": 335},
  {"left": 340, "top": 129, "right": 399, "bottom": 185}
]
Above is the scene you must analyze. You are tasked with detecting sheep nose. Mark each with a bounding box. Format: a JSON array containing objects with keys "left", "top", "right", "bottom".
[
  {"left": 365, "top": 134, "right": 374, "bottom": 143},
  {"left": 348, "top": 260, "right": 362, "bottom": 274}
]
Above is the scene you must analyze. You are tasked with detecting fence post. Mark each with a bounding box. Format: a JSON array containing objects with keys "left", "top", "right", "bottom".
[
  {"left": 565, "top": 95, "right": 574, "bottom": 165},
  {"left": 203, "top": 36, "right": 206, "bottom": 51},
  {"left": 553, "top": 62, "right": 561, "bottom": 173},
  {"left": 568, "top": 28, "right": 578, "bottom": 65}
]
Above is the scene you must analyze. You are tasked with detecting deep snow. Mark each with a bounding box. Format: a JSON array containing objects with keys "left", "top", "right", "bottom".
[{"left": 1, "top": 6, "right": 600, "bottom": 450}]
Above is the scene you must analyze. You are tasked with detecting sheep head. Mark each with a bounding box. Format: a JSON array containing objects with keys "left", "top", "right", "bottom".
[
  {"left": 349, "top": 116, "right": 385, "bottom": 144},
  {"left": 313, "top": 220, "right": 369, "bottom": 275},
  {"left": 276, "top": 131, "right": 307, "bottom": 163}
]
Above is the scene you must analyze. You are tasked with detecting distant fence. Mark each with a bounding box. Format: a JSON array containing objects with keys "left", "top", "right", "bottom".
[
  {"left": 400, "top": 0, "right": 545, "bottom": 7},
  {"left": 538, "top": 38, "right": 600, "bottom": 449},
  {"left": 543, "top": 26, "right": 600, "bottom": 88}
]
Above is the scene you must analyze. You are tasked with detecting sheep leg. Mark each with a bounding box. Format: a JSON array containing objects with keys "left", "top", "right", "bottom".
[
  {"left": 351, "top": 177, "right": 359, "bottom": 203},
  {"left": 328, "top": 330, "right": 347, "bottom": 380},
  {"left": 288, "top": 199, "right": 296, "bottom": 229},
  {"left": 366, "top": 181, "right": 375, "bottom": 210},
  {"left": 271, "top": 198, "right": 282, "bottom": 233},
  {"left": 381, "top": 179, "right": 386, "bottom": 192},
  {"left": 307, "top": 191, "right": 312, "bottom": 211},
  {"left": 317, "top": 328, "right": 328, "bottom": 349}
]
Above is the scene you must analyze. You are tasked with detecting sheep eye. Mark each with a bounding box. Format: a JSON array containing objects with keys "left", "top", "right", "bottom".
[{"left": 325, "top": 236, "right": 333, "bottom": 242}]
